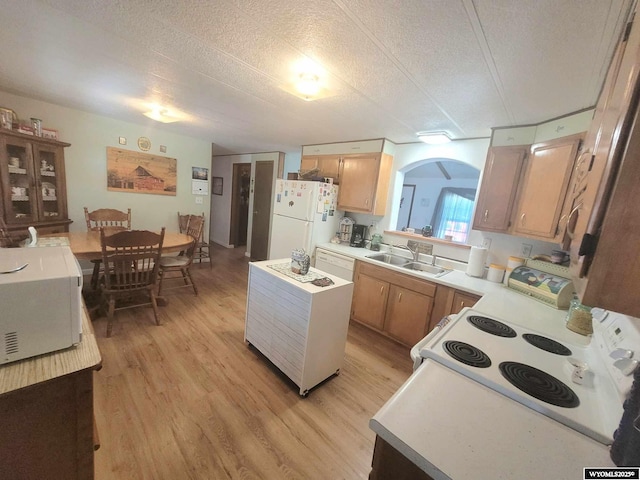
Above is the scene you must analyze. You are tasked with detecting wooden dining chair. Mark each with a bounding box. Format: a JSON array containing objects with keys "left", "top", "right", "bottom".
[
  {"left": 193, "top": 212, "right": 212, "bottom": 268},
  {"left": 157, "top": 215, "right": 204, "bottom": 296},
  {"left": 0, "top": 217, "right": 17, "bottom": 248},
  {"left": 99, "top": 227, "right": 165, "bottom": 337},
  {"left": 84, "top": 207, "right": 132, "bottom": 289},
  {"left": 177, "top": 211, "right": 191, "bottom": 234}
]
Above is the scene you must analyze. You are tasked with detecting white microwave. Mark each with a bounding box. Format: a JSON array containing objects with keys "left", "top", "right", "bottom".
[{"left": 0, "top": 246, "right": 82, "bottom": 364}]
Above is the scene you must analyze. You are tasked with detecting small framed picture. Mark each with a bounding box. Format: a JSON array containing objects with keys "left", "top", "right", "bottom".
[{"left": 212, "top": 176, "right": 223, "bottom": 195}]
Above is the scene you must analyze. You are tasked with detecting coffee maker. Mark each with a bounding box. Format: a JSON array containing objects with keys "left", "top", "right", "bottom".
[{"left": 350, "top": 224, "right": 368, "bottom": 248}]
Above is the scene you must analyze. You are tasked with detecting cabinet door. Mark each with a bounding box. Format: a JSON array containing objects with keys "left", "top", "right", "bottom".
[
  {"left": 300, "top": 156, "right": 318, "bottom": 173},
  {"left": 450, "top": 291, "right": 480, "bottom": 315},
  {"left": 472, "top": 146, "right": 527, "bottom": 232},
  {"left": 1, "top": 136, "right": 37, "bottom": 225},
  {"left": 384, "top": 285, "right": 433, "bottom": 347},
  {"left": 513, "top": 134, "right": 582, "bottom": 239},
  {"left": 337, "top": 154, "right": 381, "bottom": 213},
  {"left": 351, "top": 272, "right": 388, "bottom": 330},
  {"left": 317, "top": 155, "right": 341, "bottom": 182},
  {"left": 301, "top": 155, "right": 340, "bottom": 182},
  {"left": 33, "top": 144, "right": 67, "bottom": 223}
]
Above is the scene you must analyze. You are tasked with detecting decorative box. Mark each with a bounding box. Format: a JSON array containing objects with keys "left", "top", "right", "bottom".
[
  {"left": 42, "top": 128, "right": 59, "bottom": 140},
  {"left": 291, "top": 249, "right": 310, "bottom": 275}
]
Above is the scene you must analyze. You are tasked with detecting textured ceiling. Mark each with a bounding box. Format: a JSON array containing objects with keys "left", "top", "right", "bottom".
[{"left": 0, "top": 0, "right": 632, "bottom": 155}]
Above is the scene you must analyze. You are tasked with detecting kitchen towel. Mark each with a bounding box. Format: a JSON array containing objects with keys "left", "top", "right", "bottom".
[{"left": 466, "top": 246, "right": 488, "bottom": 278}]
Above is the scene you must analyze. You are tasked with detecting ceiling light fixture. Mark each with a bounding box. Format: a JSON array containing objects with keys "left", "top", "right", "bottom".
[
  {"left": 280, "top": 58, "right": 334, "bottom": 101},
  {"left": 417, "top": 131, "right": 452, "bottom": 144},
  {"left": 295, "top": 72, "right": 321, "bottom": 97},
  {"left": 143, "top": 105, "right": 182, "bottom": 123}
]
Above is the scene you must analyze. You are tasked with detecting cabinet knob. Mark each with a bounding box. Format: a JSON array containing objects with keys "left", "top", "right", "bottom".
[
  {"left": 460, "top": 300, "right": 465, "bottom": 310},
  {"left": 380, "top": 286, "right": 384, "bottom": 296},
  {"left": 483, "top": 209, "right": 489, "bottom": 222},
  {"left": 398, "top": 292, "right": 403, "bottom": 303},
  {"left": 520, "top": 213, "right": 526, "bottom": 226}
]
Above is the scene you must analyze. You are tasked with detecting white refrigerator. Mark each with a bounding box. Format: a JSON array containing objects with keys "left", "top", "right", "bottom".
[{"left": 268, "top": 180, "right": 340, "bottom": 263}]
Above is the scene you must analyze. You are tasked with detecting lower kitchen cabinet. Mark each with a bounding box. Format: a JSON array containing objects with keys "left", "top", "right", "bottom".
[
  {"left": 244, "top": 260, "right": 354, "bottom": 396},
  {"left": 449, "top": 290, "right": 481, "bottom": 315},
  {"left": 0, "top": 308, "right": 101, "bottom": 480},
  {"left": 350, "top": 261, "right": 436, "bottom": 347},
  {"left": 385, "top": 285, "right": 434, "bottom": 347},
  {"left": 350, "top": 271, "right": 388, "bottom": 330},
  {"left": 370, "top": 436, "right": 433, "bottom": 480}
]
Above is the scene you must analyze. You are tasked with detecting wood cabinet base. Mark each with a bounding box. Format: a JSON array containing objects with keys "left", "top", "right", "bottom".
[
  {"left": 370, "top": 436, "right": 434, "bottom": 480},
  {"left": 0, "top": 369, "right": 95, "bottom": 479}
]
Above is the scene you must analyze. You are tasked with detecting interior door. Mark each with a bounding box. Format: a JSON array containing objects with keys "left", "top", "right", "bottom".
[
  {"left": 250, "top": 160, "right": 273, "bottom": 261},
  {"left": 397, "top": 184, "right": 415, "bottom": 229},
  {"left": 229, "top": 162, "right": 250, "bottom": 246}
]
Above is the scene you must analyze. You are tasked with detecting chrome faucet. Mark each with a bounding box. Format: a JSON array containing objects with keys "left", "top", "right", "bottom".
[
  {"left": 431, "top": 254, "right": 438, "bottom": 266},
  {"left": 394, "top": 244, "right": 419, "bottom": 262}
]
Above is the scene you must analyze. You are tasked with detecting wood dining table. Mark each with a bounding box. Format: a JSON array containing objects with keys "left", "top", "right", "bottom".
[{"left": 39, "top": 231, "right": 193, "bottom": 261}]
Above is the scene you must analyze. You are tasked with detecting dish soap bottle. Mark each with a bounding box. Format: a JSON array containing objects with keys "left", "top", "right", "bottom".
[{"left": 370, "top": 233, "right": 383, "bottom": 251}]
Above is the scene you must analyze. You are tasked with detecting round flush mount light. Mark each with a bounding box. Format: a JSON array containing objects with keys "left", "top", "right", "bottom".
[{"left": 417, "top": 131, "right": 452, "bottom": 144}]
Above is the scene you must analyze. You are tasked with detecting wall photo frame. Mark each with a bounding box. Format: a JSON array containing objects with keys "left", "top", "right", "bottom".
[{"left": 212, "top": 177, "right": 223, "bottom": 196}]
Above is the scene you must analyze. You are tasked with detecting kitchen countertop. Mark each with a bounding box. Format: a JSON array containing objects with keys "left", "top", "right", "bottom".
[
  {"left": 317, "top": 242, "right": 581, "bottom": 338},
  {"left": 316, "top": 242, "right": 611, "bottom": 478},
  {"left": 371, "top": 359, "right": 612, "bottom": 480}
]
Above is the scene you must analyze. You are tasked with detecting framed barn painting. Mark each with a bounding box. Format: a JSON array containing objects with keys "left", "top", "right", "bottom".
[{"left": 106, "top": 147, "right": 177, "bottom": 196}]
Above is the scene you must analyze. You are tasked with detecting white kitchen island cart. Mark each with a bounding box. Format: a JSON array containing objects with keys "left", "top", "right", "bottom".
[{"left": 244, "top": 259, "right": 354, "bottom": 396}]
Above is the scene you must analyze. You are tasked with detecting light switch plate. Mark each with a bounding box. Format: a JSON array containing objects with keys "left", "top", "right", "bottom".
[
  {"left": 195, "top": 197, "right": 203, "bottom": 204},
  {"left": 118, "top": 136, "right": 126, "bottom": 145},
  {"left": 520, "top": 243, "right": 533, "bottom": 258},
  {"left": 481, "top": 237, "right": 492, "bottom": 250}
]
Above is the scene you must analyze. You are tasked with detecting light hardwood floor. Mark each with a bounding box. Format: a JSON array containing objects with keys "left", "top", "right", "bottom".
[{"left": 91, "top": 245, "right": 413, "bottom": 480}]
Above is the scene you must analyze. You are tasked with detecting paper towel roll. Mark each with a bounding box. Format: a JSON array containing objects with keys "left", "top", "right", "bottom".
[{"left": 466, "top": 246, "right": 487, "bottom": 277}]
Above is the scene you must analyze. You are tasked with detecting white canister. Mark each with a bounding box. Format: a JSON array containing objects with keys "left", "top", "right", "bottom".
[
  {"left": 487, "top": 264, "right": 506, "bottom": 283},
  {"left": 504, "top": 256, "right": 526, "bottom": 285}
]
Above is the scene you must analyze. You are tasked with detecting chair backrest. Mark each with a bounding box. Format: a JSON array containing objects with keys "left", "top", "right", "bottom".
[
  {"left": 0, "top": 217, "right": 16, "bottom": 248},
  {"left": 183, "top": 214, "right": 205, "bottom": 258},
  {"left": 177, "top": 212, "right": 190, "bottom": 234},
  {"left": 100, "top": 228, "right": 165, "bottom": 292},
  {"left": 85, "top": 208, "right": 131, "bottom": 233}
]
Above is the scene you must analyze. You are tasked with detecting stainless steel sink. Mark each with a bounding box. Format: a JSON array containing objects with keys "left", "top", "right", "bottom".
[
  {"left": 366, "top": 253, "right": 412, "bottom": 266},
  {"left": 402, "top": 261, "right": 448, "bottom": 275}
]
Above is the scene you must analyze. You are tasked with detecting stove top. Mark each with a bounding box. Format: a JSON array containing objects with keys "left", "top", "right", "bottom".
[{"left": 418, "top": 308, "right": 640, "bottom": 445}]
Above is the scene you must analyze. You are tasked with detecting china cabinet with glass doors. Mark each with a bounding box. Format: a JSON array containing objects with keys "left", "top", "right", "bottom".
[{"left": 0, "top": 129, "right": 71, "bottom": 238}]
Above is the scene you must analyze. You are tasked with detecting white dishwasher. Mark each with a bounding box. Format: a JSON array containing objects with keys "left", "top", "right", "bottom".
[{"left": 314, "top": 248, "right": 355, "bottom": 281}]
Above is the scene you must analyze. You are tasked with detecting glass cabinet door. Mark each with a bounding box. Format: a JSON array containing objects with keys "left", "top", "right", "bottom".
[
  {"left": 33, "top": 144, "right": 65, "bottom": 222},
  {"left": 2, "top": 136, "right": 37, "bottom": 225}
]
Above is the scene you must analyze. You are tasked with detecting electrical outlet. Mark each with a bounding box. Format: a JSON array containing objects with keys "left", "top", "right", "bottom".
[
  {"left": 520, "top": 243, "right": 533, "bottom": 258},
  {"left": 195, "top": 196, "right": 203, "bottom": 205},
  {"left": 481, "top": 237, "right": 492, "bottom": 250}
]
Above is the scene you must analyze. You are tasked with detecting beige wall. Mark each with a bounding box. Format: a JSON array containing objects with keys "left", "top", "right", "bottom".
[{"left": 0, "top": 91, "right": 212, "bottom": 237}]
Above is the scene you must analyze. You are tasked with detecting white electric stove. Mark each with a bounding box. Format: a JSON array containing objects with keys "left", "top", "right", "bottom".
[{"left": 413, "top": 307, "right": 640, "bottom": 446}]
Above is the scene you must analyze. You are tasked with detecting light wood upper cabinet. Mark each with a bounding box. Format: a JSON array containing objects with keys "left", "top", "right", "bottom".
[
  {"left": 473, "top": 146, "right": 527, "bottom": 233},
  {"left": 300, "top": 155, "right": 341, "bottom": 183},
  {"left": 513, "top": 133, "right": 583, "bottom": 240},
  {"left": 337, "top": 153, "right": 393, "bottom": 215}
]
